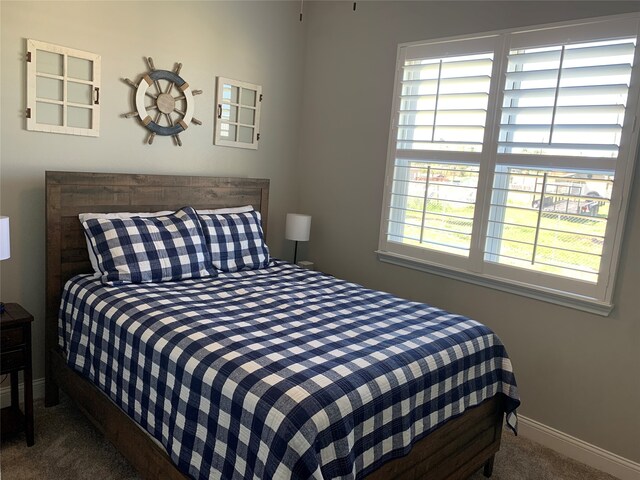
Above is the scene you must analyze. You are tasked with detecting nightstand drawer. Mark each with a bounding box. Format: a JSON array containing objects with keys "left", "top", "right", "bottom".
[
  {"left": 1, "top": 327, "right": 25, "bottom": 350},
  {"left": 1, "top": 349, "right": 26, "bottom": 373}
]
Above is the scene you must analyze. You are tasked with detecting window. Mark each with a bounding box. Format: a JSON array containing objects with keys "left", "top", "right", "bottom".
[
  {"left": 214, "top": 77, "right": 262, "bottom": 149},
  {"left": 26, "top": 39, "right": 101, "bottom": 137},
  {"left": 378, "top": 15, "right": 640, "bottom": 314}
]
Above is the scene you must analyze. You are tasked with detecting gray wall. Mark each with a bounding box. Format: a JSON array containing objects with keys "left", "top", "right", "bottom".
[
  {"left": 298, "top": 1, "right": 640, "bottom": 463},
  {"left": 0, "top": 0, "right": 305, "bottom": 388}
]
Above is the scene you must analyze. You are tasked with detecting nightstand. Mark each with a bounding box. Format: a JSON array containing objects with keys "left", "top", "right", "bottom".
[
  {"left": 0, "top": 303, "right": 34, "bottom": 446},
  {"left": 296, "top": 261, "right": 315, "bottom": 270}
]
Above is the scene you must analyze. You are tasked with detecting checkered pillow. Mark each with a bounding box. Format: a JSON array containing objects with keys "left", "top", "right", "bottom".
[
  {"left": 82, "top": 207, "right": 217, "bottom": 285},
  {"left": 199, "top": 210, "right": 270, "bottom": 272}
]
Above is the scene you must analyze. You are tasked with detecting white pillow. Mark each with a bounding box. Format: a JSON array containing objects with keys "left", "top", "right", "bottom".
[
  {"left": 79, "top": 206, "right": 255, "bottom": 275},
  {"left": 197, "top": 205, "right": 254, "bottom": 215},
  {"left": 78, "top": 211, "right": 173, "bottom": 223}
]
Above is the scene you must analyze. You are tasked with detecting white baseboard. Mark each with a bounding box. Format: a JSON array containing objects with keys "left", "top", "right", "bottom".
[
  {"left": 0, "top": 377, "right": 45, "bottom": 408},
  {"left": 518, "top": 415, "right": 640, "bottom": 480}
]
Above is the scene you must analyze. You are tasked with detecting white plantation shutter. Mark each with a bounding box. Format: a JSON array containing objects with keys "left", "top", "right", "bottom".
[
  {"left": 484, "top": 167, "right": 614, "bottom": 290},
  {"left": 498, "top": 38, "right": 636, "bottom": 158},
  {"left": 383, "top": 37, "right": 497, "bottom": 265},
  {"left": 387, "top": 163, "right": 480, "bottom": 258},
  {"left": 397, "top": 53, "right": 493, "bottom": 152},
  {"left": 379, "top": 14, "right": 640, "bottom": 313},
  {"left": 484, "top": 23, "right": 638, "bottom": 301}
]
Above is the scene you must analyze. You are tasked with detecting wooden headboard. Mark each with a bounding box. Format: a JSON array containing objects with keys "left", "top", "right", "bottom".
[{"left": 44, "top": 171, "right": 270, "bottom": 403}]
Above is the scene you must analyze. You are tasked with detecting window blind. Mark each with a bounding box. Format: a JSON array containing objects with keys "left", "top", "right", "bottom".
[
  {"left": 486, "top": 36, "right": 636, "bottom": 283},
  {"left": 397, "top": 53, "right": 493, "bottom": 152},
  {"left": 388, "top": 162, "right": 479, "bottom": 256},
  {"left": 484, "top": 168, "right": 612, "bottom": 283},
  {"left": 498, "top": 38, "right": 636, "bottom": 158},
  {"left": 387, "top": 47, "right": 493, "bottom": 258}
]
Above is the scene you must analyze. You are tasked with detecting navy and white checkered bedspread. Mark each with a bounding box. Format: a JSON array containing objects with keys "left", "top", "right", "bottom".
[{"left": 59, "top": 262, "right": 520, "bottom": 480}]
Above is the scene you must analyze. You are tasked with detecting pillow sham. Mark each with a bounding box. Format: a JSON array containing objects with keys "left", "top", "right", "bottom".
[
  {"left": 198, "top": 210, "right": 270, "bottom": 272},
  {"left": 80, "top": 211, "right": 172, "bottom": 274},
  {"left": 82, "top": 207, "right": 216, "bottom": 285},
  {"left": 79, "top": 206, "right": 255, "bottom": 274}
]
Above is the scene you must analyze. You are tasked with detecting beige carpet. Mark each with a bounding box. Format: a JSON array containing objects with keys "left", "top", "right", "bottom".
[{"left": 1, "top": 395, "right": 616, "bottom": 480}]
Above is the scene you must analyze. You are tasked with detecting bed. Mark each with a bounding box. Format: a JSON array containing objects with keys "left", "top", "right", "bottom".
[{"left": 45, "top": 171, "right": 519, "bottom": 480}]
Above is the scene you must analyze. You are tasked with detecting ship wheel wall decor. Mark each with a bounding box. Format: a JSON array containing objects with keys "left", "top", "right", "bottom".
[{"left": 123, "top": 57, "right": 202, "bottom": 146}]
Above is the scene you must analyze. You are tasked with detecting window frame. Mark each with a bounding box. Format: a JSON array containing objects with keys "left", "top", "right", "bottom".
[
  {"left": 26, "top": 39, "right": 101, "bottom": 137},
  {"left": 214, "top": 76, "right": 262, "bottom": 150},
  {"left": 377, "top": 13, "right": 640, "bottom": 315}
]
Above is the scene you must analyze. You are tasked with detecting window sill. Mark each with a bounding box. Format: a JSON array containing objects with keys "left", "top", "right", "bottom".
[{"left": 376, "top": 250, "right": 613, "bottom": 316}]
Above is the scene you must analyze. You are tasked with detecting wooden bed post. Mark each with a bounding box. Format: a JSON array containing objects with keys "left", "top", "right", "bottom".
[
  {"left": 483, "top": 454, "right": 496, "bottom": 477},
  {"left": 45, "top": 173, "right": 61, "bottom": 406}
]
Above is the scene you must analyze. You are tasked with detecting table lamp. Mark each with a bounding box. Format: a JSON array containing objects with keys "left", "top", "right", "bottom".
[
  {"left": 0, "top": 216, "right": 10, "bottom": 314},
  {"left": 285, "top": 213, "right": 311, "bottom": 264}
]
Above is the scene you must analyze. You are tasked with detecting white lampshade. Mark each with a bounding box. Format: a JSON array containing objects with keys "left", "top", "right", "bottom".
[
  {"left": 0, "top": 216, "right": 10, "bottom": 261},
  {"left": 285, "top": 213, "right": 311, "bottom": 242}
]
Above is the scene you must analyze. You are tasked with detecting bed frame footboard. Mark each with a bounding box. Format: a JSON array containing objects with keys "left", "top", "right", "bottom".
[
  {"left": 365, "top": 396, "right": 503, "bottom": 480},
  {"left": 52, "top": 347, "right": 503, "bottom": 480}
]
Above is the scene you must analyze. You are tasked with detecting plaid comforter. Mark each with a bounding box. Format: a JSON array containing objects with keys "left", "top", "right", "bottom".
[{"left": 59, "top": 262, "right": 520, "bottom": 480}]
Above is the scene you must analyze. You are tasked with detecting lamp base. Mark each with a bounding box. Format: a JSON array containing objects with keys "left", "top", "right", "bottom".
[{"left": 293, "top": 241, "right": 299, "bottom": 264}]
